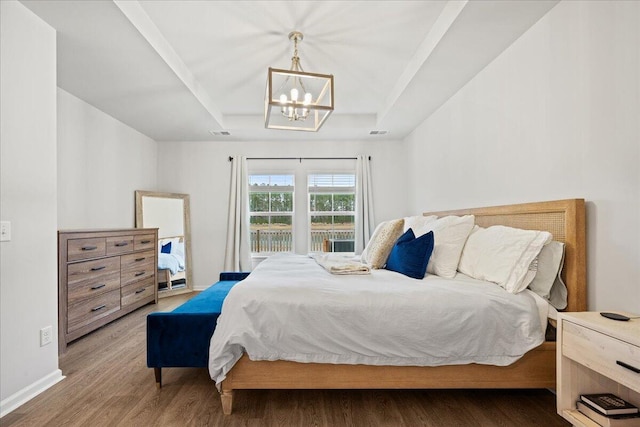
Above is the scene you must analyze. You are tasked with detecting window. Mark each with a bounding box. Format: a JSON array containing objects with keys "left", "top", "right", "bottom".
[
  {"left": 247, "top": 165, "right": 358, "bottom": 257},
  {"left": 308, "top": 174, "right": 356, "bottom": 252},
  {"left": 249, "top": 174, "right": 294, "bottom": 253}
]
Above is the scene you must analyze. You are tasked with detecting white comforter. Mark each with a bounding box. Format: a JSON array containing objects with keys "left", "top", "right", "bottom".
[{"left": 208, "top": 253, "right": 546, "bottom": 386}]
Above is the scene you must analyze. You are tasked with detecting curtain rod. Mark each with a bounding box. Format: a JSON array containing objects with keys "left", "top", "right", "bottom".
[{"left": 228, "top": 156, "right": 371, "bottom": 162}]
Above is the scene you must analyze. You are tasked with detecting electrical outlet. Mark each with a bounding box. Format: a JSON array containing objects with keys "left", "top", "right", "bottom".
[
  {"left": 40, "top": 326, "right": 52, "bottom": 346},
  {"left": 0, "top": 221, "right": 10, "bottom": 242}
]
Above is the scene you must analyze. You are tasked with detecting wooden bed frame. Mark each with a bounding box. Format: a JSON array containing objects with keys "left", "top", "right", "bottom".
[{"left": 219, "top": 199, "right": 587, "bottom": 414}]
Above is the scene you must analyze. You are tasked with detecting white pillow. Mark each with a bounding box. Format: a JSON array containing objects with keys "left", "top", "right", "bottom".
[
  {"left": 420, "top": 215, "right": 475, "bottom": 279},
  {"left": 403, "top": 215, "right": 437, "bottom": 236},
  {"left": 548, "top": 274, "right": 568, "bottom": 310},
  {"left": 172, "top": 239, "right": 186, "bottom": 268},
  {"left": 458, "top": 225, "right": 552, "bottom": 293},
  {"left": 528, "top": 241, "right": 567, "bottom": 309}
]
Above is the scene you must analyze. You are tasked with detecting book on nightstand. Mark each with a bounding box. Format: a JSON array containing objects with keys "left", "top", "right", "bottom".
[
  {"left": 576, "top": 401, "right": 640, "bottom": 427},
  {"left": 580, "top": 394, "right": 639, "bottom": 415}
]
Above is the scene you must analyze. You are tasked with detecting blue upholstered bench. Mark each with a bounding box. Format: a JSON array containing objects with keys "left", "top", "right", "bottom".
[{"left": 147, "top": 272, "right": 249, "bottom": 387}]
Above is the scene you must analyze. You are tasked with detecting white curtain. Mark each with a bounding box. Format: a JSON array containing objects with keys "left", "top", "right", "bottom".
[
  {"left": 224, "top": 156, "right": 252, "bottom": 272},
  {"left": 355, "top": 155, "right": 375, "bottom": 254}
]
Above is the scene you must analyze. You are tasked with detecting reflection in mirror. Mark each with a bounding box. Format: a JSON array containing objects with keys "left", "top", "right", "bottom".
[{"left": 135, "top": 191, "right": 192, "bottom": 297}]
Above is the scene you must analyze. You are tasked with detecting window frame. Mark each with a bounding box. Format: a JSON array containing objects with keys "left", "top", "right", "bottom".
[
  {"left": 307, "top": 173, "right": 357, "bottom": 253},
  {"left": 248, "top": 173, "right": 295, "bottom": 255}
]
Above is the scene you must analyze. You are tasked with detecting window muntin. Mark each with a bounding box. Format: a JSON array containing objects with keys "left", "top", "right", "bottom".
[{"left": 249, "top": 174, "right": 294, "bottom": 253}]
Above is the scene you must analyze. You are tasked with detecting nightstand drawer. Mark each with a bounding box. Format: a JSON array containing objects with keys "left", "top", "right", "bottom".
[{"left": 562, "top": 320, "right": 640, "bottom": 391}]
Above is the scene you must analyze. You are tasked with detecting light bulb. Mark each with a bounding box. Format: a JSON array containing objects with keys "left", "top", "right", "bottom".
[
  {"left": 279, "top": 94, "right": 287, "bottom": 104},
  {"left": 304, "top": 93, "right": 312, "bottom": 105},
  {"left": 290, "top": 88, "right": 299, "bottom": 102}
]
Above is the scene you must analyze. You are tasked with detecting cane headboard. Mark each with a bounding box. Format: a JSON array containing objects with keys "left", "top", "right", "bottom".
[{"left": 424, "top": 199, "right": 586, "bottom": 312}]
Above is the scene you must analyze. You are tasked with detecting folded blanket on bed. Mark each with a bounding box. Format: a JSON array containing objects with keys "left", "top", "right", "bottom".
[{"left": 311, "top": 253, "right": 370, "bottom": 275}]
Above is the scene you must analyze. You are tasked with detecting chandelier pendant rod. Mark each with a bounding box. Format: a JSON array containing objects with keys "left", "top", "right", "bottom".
[{"left": 289, "top": 32, "right": 308, "bottom": 97}]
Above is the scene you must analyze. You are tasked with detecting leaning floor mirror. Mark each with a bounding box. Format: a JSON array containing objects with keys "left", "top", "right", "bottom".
[{"left": 135, "top": 190, "right": 193, "bottom": 297}]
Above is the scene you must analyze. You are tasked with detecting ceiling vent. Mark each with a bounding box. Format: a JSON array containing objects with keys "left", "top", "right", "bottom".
[
  {"left": 209, "top": 130, "right": 231, "bottom": 136},
  {"left": 369, "top": 130, "right": 389, "bottom": 135}
]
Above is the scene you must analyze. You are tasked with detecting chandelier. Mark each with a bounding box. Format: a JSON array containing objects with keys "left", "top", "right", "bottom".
[{"left": 265, "top": 31, "right": 334, "bottom": 131}]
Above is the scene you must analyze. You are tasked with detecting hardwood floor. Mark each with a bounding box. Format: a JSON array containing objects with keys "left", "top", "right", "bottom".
[{"left": 2, "top": 294, "right": 570, "bottom": 426}]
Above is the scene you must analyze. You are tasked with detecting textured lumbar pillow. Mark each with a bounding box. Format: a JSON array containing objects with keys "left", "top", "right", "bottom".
[{"left": 361, "top": 218, "right": 404, "bottom": 269}]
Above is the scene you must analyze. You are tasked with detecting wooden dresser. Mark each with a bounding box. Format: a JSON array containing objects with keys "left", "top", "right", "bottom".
[{"left": 58, "top": 228, "right": 158, "bottom": 353}]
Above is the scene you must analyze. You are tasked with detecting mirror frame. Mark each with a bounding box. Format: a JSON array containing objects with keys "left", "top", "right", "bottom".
[{"left": 135, "top": 190, "right": 192, "bottom": 294}]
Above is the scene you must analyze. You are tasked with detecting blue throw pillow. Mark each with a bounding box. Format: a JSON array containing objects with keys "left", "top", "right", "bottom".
[
  {"left": 385, "top": 229, "right": 435, "bottom": 279},
  {"left": 161, "top": 241, "right": 172, "bottom": 254}
]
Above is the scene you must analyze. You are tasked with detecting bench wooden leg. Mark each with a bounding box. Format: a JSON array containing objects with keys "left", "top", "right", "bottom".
[
  {"left": 220, "top": 389, "right": 234, "bottom": 415},
  {"left": 154, "top": 367, "right": 162, "bottom": 388}
]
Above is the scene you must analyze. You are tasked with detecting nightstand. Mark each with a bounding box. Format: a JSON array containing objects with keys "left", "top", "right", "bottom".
[{"left": 557, "top": 312, "right": 640, "bottom": 426}]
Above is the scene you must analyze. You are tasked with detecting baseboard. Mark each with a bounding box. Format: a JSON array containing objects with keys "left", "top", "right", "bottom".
[{"left": 0, "top": 369, "right": 65, "bottom": 418}]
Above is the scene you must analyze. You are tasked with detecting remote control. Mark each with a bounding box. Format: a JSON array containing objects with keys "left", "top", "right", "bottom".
[{"left": 600, "top": 312, "right": 630, "bottom": 321}]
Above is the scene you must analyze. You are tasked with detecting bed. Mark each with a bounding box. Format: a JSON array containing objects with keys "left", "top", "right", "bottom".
[
  {"left": 212, "top": 199, "right": 586, "bottom": 414},
  {"left": 157, "top": 236, "right": 187, "bottom": 291}
]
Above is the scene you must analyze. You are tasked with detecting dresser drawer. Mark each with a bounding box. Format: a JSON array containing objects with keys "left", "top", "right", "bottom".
[
  {"left": 121, "top": 276, "right": 155, "bottom": 307},
  {"left": 106, "top": 236, "right": 134, "bottom": 255},
  {"left": 68, "top": 238, "right": 106, "bottom": 261},
  {"left": 562, "top": 320, "right": 640, "bottom": 391},
  {"left": 121, "top": 250, "right": 155, "bottom": 285},
  {"left": 67, "top": 257, "right": 121, "bottom": 304},
  {"left": 67, "top": 289, "right": 120, "bottom": 333},
  {"left": 134, "top": 234, "right": 156, "bottom": 251}
]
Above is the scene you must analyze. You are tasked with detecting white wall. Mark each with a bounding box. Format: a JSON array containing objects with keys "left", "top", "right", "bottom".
[
  {"left": 405, "top": 0, "right": 639, "bottom": 312},
  {"left": 0, "top": 1, "right": 62, "bottom": 415},
  {"left": 157, "top": 139, "right": 407, "bottom": 290},
  {"left": 57, "top": 88, "right": 157, "bottom": 229}
]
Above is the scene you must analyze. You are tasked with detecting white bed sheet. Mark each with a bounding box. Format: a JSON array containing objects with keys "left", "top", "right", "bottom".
[
  {"left": 208, "top": 253, "right": 546, "bottom": 386},
  {"left": 157, "top": 253, "right": 183, "bottom": 275}
]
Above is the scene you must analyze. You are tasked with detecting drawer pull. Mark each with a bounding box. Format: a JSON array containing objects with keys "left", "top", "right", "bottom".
[
  {"left": 90, "top": 266, "right": 106, "bottom": 271},
  {"left": 135, "top": 288, "right": 146, "bottom": 294},
  {"left": 141, "top": 240, "right": 151, "bottom": 244},
  {"left": 81, "top": 245, "right": 97, "bottom": 251},
  {"left": 135, "top": 257, "right": 145, "bottom": 262},
  {"left": 91, "top": 304, "right": 106, "bottom": 312},
  {"left": 90, "top": 284, "right": 106, "bottom": 290},
  {"left": 114, "top": 242, "right": 129, "bottom": 247},
  {"left": 135, "top": 271, "right": 145, "bottom": 277},
  {"left": 617, "top": 360, "right": 640, "bottom": 374}
]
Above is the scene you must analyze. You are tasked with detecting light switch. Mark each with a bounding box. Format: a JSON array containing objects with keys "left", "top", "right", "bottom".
[{"left": 1, "top": 221, "right": 11, "bottom": 241}]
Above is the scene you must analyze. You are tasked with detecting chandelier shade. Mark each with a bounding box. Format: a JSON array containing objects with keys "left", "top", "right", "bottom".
[{"left": 264, "top": 32, "right": 334, "bottom": 131}]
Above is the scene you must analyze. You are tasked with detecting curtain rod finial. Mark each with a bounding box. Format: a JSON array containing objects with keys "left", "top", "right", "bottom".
[{"left": 228, "top": 156, "right": 233, "bottom": 162}]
